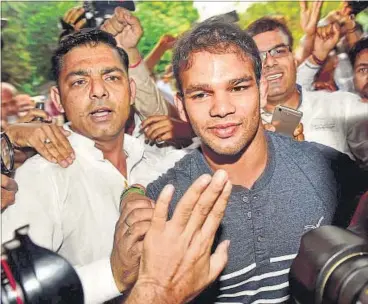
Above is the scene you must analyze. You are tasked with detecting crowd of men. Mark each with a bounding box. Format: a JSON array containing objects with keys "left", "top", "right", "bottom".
[{"left": 1, "top": 1, "right": 368, "bottom": 303}]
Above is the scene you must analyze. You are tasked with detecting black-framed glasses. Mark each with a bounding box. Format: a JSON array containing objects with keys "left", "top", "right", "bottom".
[
  {"left": 1, "top": 132, "right": 14, "bottom": 176},
  {"left": 259, "top": 44, "right": 291, "bottom": 62}
]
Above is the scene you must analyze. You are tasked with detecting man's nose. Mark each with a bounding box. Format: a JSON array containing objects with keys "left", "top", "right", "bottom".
[
  {"left": 263, "top": 52, "right": 277, "bottom": 68},
  {"left": 90, "top": 79, "right": 108, "bottom": 100},
  {"left": 210, "top": 93, "right": 236, "bottom": 118}
]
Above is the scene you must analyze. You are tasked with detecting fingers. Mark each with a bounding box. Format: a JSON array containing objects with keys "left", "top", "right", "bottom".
[
  {"left": 209, "top": 240, "right": 230, "bottom": 282},
  {"left": 68, "top": 6, "right": 85, "bottom": 25},
  {"left": 125, "top": 208, "right": 154, "bottom": 227},
  {"left": 29, "top": 125, "right": 75, "bottom": 167},
  {"left": 201, "top": 180, "right": 232, "bottom": 239},
  {"left": 146, "top": 125, "right": 172, "bottom": 142},
  {"left": 1, "top": 175, "right": 18, "bottom": 210},
  {"left": 1, "top": 174, "right": 18, "bottom": 192},
  {"left": 184, "top": 170, "right": 229, "bottom": 238},
  {"left": 299, "top": 1, "right": 307, "bottom": 12},
  {"left": 74, "top": 18, "right": 87, "bottom": 30},
  {"left": 171, "top": 174, "right": 212, "bottom": 231},
  {"left": 293, "top": 123, "right": 305, "bottom": 142},
  {"left": 151, "top": 184, "right": 175, "bottom": 230},
  {"left": 141, "top": 115, "right": 166, "bottom": 129},
  {"left": 263, "top": 123, "right": 276, "bottom": 132},
  {"left": 17, "top": 109, "right": 51, "bottom": 123}
]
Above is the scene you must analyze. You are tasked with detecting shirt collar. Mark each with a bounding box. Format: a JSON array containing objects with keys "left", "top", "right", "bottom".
[{"left": 63, "top": 123, "right": 145, "bottom": 170}]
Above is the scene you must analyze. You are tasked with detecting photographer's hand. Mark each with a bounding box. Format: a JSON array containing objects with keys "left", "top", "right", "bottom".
[
  {"left": 62, "top": 6, "right": 87, "bottom": 31},
  {"left": 5, "top": 123, "right": 75, "bottom": 168},
  {"left": 101, "top": 7, "right": 143, "bottom": 65}
]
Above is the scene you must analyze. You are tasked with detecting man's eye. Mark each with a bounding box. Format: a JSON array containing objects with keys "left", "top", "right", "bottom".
[
  {"left": 72, "top": 79, "right": 86, "bottom": 87},
  {"left": 359, "top": 68, "right": 368, "bottom": 74},
  {"left": 275, "top": 48, "right": 287, "bottom": 55},
  {"left": 191, "top": 92, "right": 208, "bottom": 99},
  {"left": 106, "top": 75, "right": 120, "bottom": 81},
  {"left": 231, "top": 86, "right": 248, "bottom": 92}
]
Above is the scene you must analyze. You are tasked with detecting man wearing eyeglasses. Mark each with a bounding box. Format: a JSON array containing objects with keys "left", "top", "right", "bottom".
[{"left": 247, "top": 17, "right": 368, "bottom": 168}]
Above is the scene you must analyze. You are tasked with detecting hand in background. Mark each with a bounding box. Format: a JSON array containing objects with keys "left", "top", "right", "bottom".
[
  {"left": 263, "top": 122, "right": 305, "bottom": 141},
  {"left": 6, "top": 123, "right": 75, "bottom": 168},
  {"left": 62, "top": 6, "right": 86, "bottom": 31},
  {"left": 1, "top": 174, "right": 18, "bottom": 210},
  {"left": 140, "top": 115, "right": 195, "bottom": 143},
  {"left": 300, "top": 0, "right": 323, "bottom": 36}
]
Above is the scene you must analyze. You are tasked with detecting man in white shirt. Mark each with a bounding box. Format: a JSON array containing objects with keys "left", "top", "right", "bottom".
[
  {"left": 246, "top": 17, "right": 368, "bottom": 167},
  {"left": 1, "top": 29, "right": 186, "bottom": 303}
]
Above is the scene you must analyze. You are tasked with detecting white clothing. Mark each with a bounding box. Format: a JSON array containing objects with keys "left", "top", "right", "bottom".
[
  {"left": 1, "top": 125, "right": 188, "bottom": 303},
  {"left": 261, "top": 88, "right": 368, "bottom": 166}
]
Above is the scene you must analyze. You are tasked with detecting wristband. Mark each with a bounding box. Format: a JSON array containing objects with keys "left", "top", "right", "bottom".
[
  {"left": 129, "top": 57, "right": 143, "bottom": 69},
  {"left": 120, "top": 184, "right": 146, "bottom": 202},
  {"left": 312, "top": 53, "right": 326, "bottom": 66}
]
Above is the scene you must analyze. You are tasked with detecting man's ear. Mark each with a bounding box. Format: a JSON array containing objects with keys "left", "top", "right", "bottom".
[
  {"left": 259, "top": 74, "right": 268, "bottom": 109},
  {"left": 129, "top": 78, "right": 136, "bottom": 106},
  {"left": 50, "top": 86, "right": 65, "bottom": 113},
  {"left": 174, "top": 93, "right": 189, "bottom": 122}
]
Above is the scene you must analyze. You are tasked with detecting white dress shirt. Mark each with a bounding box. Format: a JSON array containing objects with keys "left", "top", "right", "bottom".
[
  {"left": 1, "top": 125, "right": 188, "bottom": 303},
  {"left": 261, "top": 87, "right": 368, "bottom": 166}
]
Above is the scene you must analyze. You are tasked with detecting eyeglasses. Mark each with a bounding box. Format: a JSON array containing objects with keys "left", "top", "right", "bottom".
[{"left": 259, "top": 44, "right": 291, "bottom": 62}]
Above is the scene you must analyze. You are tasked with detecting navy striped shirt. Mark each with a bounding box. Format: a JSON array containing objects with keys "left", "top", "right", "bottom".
[{"left": 146, "top": 132, "right": 365, "bottom": 304}]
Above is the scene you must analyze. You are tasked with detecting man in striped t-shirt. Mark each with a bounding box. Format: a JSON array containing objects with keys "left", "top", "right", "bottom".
[{"left": 124, "top": 19, "right": 367, "bottom": 303}]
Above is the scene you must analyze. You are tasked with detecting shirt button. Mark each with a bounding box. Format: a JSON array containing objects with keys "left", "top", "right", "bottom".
[
  {"left": 247, "top": 211, "right": 252, "bottom": 219},
  {"left": 257, "top": 236, "right": 265, "bottom": 242},
  {"left": 242, "top": 196, "right": 249, "bottom": 203}
]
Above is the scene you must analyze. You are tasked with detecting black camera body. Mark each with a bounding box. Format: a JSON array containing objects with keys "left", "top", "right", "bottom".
[
  {"left": 290, "top": 225, "right": 368, "bottom": 304},
  {"left": 83, "top": 0, "right": 135, "bottom": 28},
  {"left": 1, "top": 226, "right": 83, "bottom": 304}
]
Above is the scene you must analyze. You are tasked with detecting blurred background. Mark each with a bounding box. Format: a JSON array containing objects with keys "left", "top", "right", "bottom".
[{"left": 1, "top": 1, "right": 367, "bottom": 96}]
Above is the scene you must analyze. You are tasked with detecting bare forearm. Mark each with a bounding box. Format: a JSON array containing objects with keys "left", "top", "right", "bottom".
[
  {"left": 295, "top": 34, "right": 316, "bottom": 66},
  {"left": 144, "top": 44, "right": 167, "bottom": 73}
]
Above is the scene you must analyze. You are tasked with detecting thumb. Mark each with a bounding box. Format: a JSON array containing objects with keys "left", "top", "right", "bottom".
[
  {"left": 209, "top": 240, "right": 230, "bottom": 282},
  {"left": 61, "top": 129, "right": 72, "bottom": 137}
]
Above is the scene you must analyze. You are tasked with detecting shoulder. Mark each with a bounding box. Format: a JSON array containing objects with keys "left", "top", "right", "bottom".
[
  {"left": 146, "top": 149, "right": 202, "bottom": 199},
  {"left": 268, "top": 131, "right": 342, "bottom": 166}
]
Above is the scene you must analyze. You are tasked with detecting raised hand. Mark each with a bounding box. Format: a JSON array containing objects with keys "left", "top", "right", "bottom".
[
  {"left": 128, "top": 170, "right": 232, "bottom": 304},
  {"left": 300, "top": 0, "right": 323, "bottom": 36}
]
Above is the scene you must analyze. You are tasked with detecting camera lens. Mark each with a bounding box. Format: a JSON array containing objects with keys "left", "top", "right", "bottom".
[{"left": 278, "top": 108, "right": 282, "bottom": 111}]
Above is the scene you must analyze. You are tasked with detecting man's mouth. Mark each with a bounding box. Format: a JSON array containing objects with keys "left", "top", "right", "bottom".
[
  {"left": 89, "top": 107, "right": 113, "bottom": 121},
  {"left": 209, "top": 123, "right": 241, "bottom": 138},
  {"left": 266, "top": 73, "right": 283, "bottom": 81}
]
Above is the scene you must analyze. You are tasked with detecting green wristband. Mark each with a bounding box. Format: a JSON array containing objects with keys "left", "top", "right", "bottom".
[{"left": 120, "top": 185, "right": 146, "bottom": 202}]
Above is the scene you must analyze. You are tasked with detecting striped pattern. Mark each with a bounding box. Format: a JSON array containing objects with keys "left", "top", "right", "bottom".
[{"left": 214, "top": 254, "right": 296, "bottom": 303}]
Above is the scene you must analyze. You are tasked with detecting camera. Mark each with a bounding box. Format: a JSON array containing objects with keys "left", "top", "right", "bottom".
[
  {"left": 83, "top": 0, "right": 135, "bottom": 28},
  {"left": 289, "top": 225, "right": 368, "bottom": 304},
  {"left": 1, "top": 226, "right": 83, "bottom": 304}
]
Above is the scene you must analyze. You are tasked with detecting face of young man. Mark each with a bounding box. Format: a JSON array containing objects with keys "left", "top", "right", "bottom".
[
  {"left": 252, "top": 29, "right": 296, "bottom": 103},
  {"left": 353, "top": 49, "right": 368, "bottom": 102},
  {"left": 178, "top": 51, "right": 261, "bottom": 156},
  {"left": 51, "top": 43, "right": 135, "bottom": 142}
]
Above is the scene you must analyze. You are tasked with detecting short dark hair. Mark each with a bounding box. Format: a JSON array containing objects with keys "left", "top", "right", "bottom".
[
  {"left": 172, "top": 19, "right": 262, "bottom": 95},
  {"left": 349, "top": 36, "right": 368, "bottom": 67},
  {"left": 246, "top": 17, "right": 294, "bottom": 50},
  {"left": 51, "top": 28, "right": 129, "bottom": 82}
]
